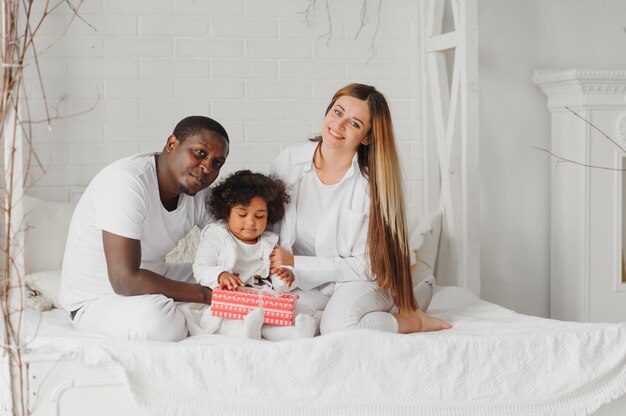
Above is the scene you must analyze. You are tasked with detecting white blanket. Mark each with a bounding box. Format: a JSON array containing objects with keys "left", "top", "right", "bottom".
[{"left": 25, "top": 286, "right": 626, "bottom": 416}]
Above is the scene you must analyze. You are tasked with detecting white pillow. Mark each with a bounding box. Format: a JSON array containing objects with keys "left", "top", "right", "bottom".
[
  {"left": 408, "top": 211, "right": 443, "bottom": 287},
  {"left": 23, "top": 196, "right": 76, "bottom": 274},
  {"left": 166, "top": 226, "right": 201, "bottom": 264},
  {"left": 25, "top": 270, "right": 62, "bottom": 309}
]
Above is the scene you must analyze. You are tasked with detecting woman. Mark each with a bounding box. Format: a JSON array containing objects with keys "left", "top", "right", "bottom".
[{"left": 269, "top": 83, "right": 450, "bottom": 334}]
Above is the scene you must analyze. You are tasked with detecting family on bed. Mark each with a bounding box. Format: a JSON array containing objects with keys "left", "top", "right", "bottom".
[{"left": 59, "top": 83, "right": 451, "bottom": 342}]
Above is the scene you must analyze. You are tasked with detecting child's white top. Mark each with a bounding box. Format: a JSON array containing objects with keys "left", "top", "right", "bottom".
[
  {"left": 192, "top": 221, "right": 278, "bottom": 289},
  {"left": 233, "top": 238, "right": 264, "bottom": 283}
]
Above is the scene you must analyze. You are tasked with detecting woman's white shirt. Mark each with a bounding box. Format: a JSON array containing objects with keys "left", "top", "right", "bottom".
[
  {"left": 293, "top": 171, "right": 339, "bottom": 257},
  {"left": 270, "top": 141, "right": 372, "bottom": 293}
]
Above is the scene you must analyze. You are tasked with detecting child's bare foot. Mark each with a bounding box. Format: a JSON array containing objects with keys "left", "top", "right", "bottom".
[{"left": 394, "top": 308, "right": 451, "bottom": 333}]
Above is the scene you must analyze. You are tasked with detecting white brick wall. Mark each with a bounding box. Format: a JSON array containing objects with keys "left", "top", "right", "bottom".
[{"left": 24, "top": 0, "right": 425, "bottom": 216}]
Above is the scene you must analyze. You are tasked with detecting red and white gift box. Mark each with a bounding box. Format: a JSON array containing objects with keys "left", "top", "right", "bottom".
[{"left": 211, "top": 287, "right": 298, "bottom": 326}]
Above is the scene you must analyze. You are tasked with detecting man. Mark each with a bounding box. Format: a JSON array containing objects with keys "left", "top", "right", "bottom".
[{"left": 60, "top": 116, "right": 229, "bottom": 341}]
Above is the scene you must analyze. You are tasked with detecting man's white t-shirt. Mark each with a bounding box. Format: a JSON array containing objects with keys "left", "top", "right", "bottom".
[{"left": 60, "top": 152, "right": 211, "bottom": 311}]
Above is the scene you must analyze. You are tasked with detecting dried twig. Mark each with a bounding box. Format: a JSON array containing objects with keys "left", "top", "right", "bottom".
[
  {"left": 534, "top": 146, "right": 626, "bottom": 172},
  {"left": 366, "top": 0, "right": 382, "bottom": 63},
  {"left": 22, "top": 94, "right": 99, "bottom": 125},
  {"left": 354, "top": 0, "right": 369, "bottom": 39},
  {"left": 300, "top": 0, "right": 316, "bottom": 27},
  {"left": 537, "top": 107, "right": 626, "bottom": 172},
  {"left": 299, "top": 0, "right": 331, "bottom": 44},
  {"left": 1, "top": 1, "right": 90, "bottom": 414},
  {"left": 65, "top": 0, "right": 96, "bottom": 32},
  {"left": 301, "top": 0, "right": 383, "bottom": 50},
  {"left": 565, "top": 106, "right": 626, "bottom": 154}
]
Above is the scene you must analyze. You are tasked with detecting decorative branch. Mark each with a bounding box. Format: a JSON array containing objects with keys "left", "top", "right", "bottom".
[
  {"left": 1, "top": 1, "right": 89, "bottom": 414},
  {"left": 537, "top": 107, "right": 626, "bottom": 172},
  {"left": 565, "top": 106, "right": 626, "bottom": 154},
  {"left": 65, "top": 0, "right": 96, "bottom": 32},
  {"left": 534, "top": 146, "right": 626, "bottom": 171},
  {"left": 366, "top": 0, "right": 382, "bottom": 62},
  {"left": 354, "top": 0, "right": 369, "bottom": 39},
  {"left": 321, "top": 0, "right": 332, "bottom": 46},
  {"left": 22, "top": 93, "right": 100, "bottom": 125},
  {"left": 301, "top": 0, "right": 383, "bottom": 51}
]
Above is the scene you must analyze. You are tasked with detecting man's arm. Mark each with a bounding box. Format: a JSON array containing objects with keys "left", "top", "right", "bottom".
[{"left": 102, "top": 230, "right": 212, "bottom": 304}]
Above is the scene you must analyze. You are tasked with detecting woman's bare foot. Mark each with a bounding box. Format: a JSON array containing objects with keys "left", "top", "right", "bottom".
[{"left": 394, "top": 308, "right": 451, "bottom": 333}]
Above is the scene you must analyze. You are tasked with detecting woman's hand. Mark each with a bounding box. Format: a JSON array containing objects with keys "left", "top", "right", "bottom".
[
  {"left": 270, "top": 246, "right": 294, "bottom": 273},
  {"left": 273, "top": 267, "right": 293, "bottom": 288},
  {"left": 218, "top": 272, "right": 243, "bottom": 289}
]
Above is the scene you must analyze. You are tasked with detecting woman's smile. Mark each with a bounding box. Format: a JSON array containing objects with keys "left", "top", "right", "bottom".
[{"left": 327, "top": 127, "right": 345, "bottom": 140}]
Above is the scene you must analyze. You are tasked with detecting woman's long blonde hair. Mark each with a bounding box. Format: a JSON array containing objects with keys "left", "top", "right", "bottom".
[{"left": 321, "top": 83, "right": 416, "bottom": 311}]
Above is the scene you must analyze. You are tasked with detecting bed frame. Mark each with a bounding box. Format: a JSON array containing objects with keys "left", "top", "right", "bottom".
[{"left": 25, "top": 354, "right": 149, "bottom": 416}]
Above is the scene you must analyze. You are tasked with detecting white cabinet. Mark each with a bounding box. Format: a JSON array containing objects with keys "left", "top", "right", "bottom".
[{"left": 535, "top": 69, "right": 626, "bottom": 323}]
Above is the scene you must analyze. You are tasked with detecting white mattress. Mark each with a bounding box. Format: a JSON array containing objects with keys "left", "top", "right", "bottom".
[
  {"left": 25, "top": 285, "right": 480, "bottom": 344},
  {"left": 23, "top": 286, "right": 626, "bottom": 416}
]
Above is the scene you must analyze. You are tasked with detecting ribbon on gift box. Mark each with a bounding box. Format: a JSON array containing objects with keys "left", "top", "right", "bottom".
[{"left": 257, "top": 288, "right": 264, "bottom": 311}]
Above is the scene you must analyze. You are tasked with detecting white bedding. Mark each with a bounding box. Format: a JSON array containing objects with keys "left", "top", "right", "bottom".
[{"left": 25, "top": 286, "right": 626, "bottom": 416}]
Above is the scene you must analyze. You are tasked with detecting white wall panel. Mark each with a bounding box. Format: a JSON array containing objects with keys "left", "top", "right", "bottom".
[{"left": 24, "top": 0, "right": 424, "bottom": 238}]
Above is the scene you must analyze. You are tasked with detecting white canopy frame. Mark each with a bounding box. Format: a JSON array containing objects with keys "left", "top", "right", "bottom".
[{"left": 420, "top": 0, "right": 480, "bottom": 294}]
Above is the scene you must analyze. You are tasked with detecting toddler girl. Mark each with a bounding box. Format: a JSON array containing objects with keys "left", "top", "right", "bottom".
[
  {"left": 194, "top": 169, "right": 294, "bottom": 292},
  {"left": 186, "top": 170, "right": 315, "bottom": 340}
]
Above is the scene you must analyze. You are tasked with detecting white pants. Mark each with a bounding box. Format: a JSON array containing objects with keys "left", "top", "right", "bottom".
[
  {"left": 71, "top": 263, "right": 193, "bottom": 342},
  {"left": 320, "top": 281, "right": 397, "bottom": 334}
]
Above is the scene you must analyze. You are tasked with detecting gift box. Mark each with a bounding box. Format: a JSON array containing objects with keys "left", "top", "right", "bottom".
[{"left": 211, "top": 287, "right": 298, "bottom": 326}]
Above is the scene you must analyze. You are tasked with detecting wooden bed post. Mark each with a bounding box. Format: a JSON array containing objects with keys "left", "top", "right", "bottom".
[{"left": 420, "top": 0, "right": 480, "bottom": 294}]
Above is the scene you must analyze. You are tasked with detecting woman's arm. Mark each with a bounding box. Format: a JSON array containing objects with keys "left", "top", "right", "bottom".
[
  {"left": 269, "top": 142, "right": 374, "bottom": 289},
  {"left": 294, "top": 255, "right": 371, "bottom": 289},
  {"left": 270, "top": 222, "right": 372, "bottom": 291}
]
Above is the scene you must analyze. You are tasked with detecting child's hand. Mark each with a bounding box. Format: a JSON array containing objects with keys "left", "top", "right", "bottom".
[
  {"left": 273, "top": 267, "right": 293, "bottom": 288},
  {"left": 218, "top": 272, "right": 243, "bottom": 289}
]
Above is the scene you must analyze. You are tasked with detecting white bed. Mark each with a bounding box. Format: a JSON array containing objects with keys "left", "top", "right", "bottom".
[
  {"left": 0, "top": 181, "right": 620, "bottom": 416},
  {"left": 20, "top": 283, "right": 626, "bottom": 416},
  {"left": 3, "top": 166, "right": 624, "bottom": 416},
  {"left": 2, "top": 141, "right": 623, "bottom": 415}
]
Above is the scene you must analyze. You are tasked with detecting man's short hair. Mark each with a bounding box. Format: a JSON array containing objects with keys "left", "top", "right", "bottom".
[{"left": 172, "top": 116, "right": 229, "bottom": 143}]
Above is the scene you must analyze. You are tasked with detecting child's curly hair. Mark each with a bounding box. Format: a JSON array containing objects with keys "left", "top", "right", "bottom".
[{"left": 208, "top": 170, "right": 290, "bottom": 225}]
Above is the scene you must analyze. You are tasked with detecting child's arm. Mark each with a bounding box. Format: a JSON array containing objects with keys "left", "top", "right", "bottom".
[{"left": 192, "top": 225, "right": 230, "bottom": 289}]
